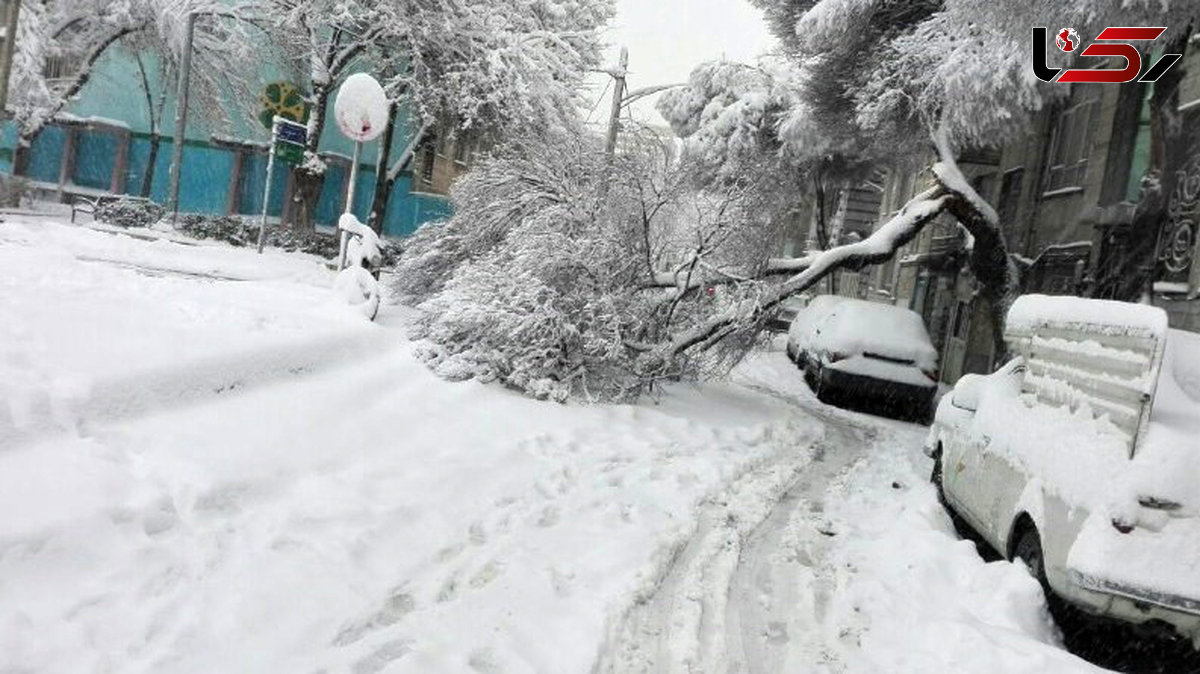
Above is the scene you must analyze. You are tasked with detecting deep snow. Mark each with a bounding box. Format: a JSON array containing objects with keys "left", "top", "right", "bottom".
[{"left": 0, "top": 217, "right": 1109, "bottom": 672}]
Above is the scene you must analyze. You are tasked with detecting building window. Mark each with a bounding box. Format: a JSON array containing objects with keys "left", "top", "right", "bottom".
[
  {"left": 419, "top": 134, "right": 437, "bottom": 187},
  {"left": 952, "top": 300, "right": 970, "bottom": 339},
  {"left": 970, "top": 173, "right": 995, "bottom": 203},
  {"left": 453, "top": 133, "right": 472, "bottom": 165},
  {"left": 1124, "top": 83, "right": 1154, "bottom": 202},
  {"left": 1045, "top": 86, "right": 1100, "bottom": 193},
  {"left": 997, "top": 168, "right": 1024, "bottom": 228}
]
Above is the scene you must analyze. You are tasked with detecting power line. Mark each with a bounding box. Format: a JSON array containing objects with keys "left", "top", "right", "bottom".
[{"left": 585, "top": 78, "right": 612, "bottom": 125}]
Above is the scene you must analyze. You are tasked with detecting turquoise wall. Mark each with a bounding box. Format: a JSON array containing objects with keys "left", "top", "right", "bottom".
[{"left": 3, "top": 44, "right": 447, "bottom": 238}]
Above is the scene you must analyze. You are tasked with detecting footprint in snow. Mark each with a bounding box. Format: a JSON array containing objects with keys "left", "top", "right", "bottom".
[
  {"left": 332, "top": 588, "right": 415, "bottom": 647},
  {"left": 536, "top": 505, "right": 559, "bottom": 528},
  {"left": 436, "top": 541, "right": 466, "bottom": 564},
  {"left": 468, "top": 521, "right": 487, "bottom": 546},
  {"left": 352, "top": 638, "right": 412, "bottom": 674},
  {"left": 469, "top": 560, "right": 504, "bottom": 589},
  {"left": 468, "top": 647, "right": 503, "bottom": 673}
]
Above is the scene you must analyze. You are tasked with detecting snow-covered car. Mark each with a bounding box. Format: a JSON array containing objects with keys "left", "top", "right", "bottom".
[
  {"left": 787, "top": 296, "right": 939, "bottom": 420},
  {"left": 926, "top": 295, "right": 1200, "bottom": 647}
]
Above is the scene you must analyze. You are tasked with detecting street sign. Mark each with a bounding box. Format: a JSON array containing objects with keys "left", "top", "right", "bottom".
[
  {"left": 332, "top": 73, "right": 390, "bottom": 270},
  {"left": 274, "top": 141, "right": 304, "bottom": 165},
  {"left": 334, "top": 73, "right": 389, "bottom": 143},
  {"left": 276, "top": 119, "right": 307, "bottom": 145}
]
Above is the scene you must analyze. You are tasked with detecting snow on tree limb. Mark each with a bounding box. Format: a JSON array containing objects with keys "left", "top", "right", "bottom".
[
  {"left": 653, "top": 187, "right": 950, "bottom": 361},
  {"left": 931, "top": 126, "right": 999, "bottom": 227}
]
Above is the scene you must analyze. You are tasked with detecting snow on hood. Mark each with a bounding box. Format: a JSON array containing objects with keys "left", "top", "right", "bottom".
[{"left": 812, "top": 299, "right": 938, "bottom": 371}]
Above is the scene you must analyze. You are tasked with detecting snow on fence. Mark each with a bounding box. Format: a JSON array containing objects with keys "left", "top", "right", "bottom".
[{"left": 1004, "top": 295, "right": 1169, "bottom": 457}]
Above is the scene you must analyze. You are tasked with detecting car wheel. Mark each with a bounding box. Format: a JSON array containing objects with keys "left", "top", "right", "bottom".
[
  {"left": 931, "top": 451, "right": 948, "bottom": 507},
  {"left": 1013, "top": 525, "right": 1081, "bottom": 628},
  {"left": 1014, "top": 526, "right": 1056, "bottom": 600}
]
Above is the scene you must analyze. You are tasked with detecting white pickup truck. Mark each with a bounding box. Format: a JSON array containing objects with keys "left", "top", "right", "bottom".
[{"left": 927, "top": 295, "right": 1200, "bottom": 648}]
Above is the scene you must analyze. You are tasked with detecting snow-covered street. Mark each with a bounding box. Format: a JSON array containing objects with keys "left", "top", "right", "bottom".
[
  {"left": 0, "top": 219, "right": 1118, "bottom": 673},
  {"left": 598, "top": 361, "right": 1101, "bottom": 674}
]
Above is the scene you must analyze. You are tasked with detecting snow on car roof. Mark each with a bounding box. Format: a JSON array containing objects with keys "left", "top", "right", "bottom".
[
  {"left": 786, "top": 294, "right": 846, "bottom": 345},
  {"left": 1007, "top": 294, "right": 1169, "bottom": 338}
]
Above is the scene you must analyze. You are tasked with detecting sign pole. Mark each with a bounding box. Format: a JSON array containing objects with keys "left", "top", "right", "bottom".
[
  {"left": 256, "top": 117, "right": 280, "bottom": 254},
  {"left": 338, "top": 140, "right": 362, "bottom": 270},
  {"left": 167, "top": 12, "right": 197, "bottom": 221}
]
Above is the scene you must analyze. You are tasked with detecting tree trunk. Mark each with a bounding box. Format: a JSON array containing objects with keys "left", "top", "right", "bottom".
[
  {"left": 141, "top": 133, "right": 161, "bottom": 198},
  {"left": 367, "top": 99, "right": 400, "bottom": 234},
  {"left": 946, "top": 192, "right": 1020, "bottom": 362},
  {"left": 289, "top": 80, "right": 330, "bottom": 231}
]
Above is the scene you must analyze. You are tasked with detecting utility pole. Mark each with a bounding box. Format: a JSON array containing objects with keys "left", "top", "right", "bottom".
[
  {"left": 166, "top": 12, "right": 196, "bottom": 218},
  {"left": 600, "top": 47, "right": 685, "bottom": 157},
  {"left": 604, "top": 47, "right": 628, "bottom": 156},
  {"left": 0, "top": 0, "right": 20, "bottom": 114}
]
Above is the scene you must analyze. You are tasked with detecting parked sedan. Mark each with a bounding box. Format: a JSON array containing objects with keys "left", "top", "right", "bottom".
[
  {"left": 787, "top": 296, "right": 939, "bottom": 420},
  {"left": 927, "top": 295, "right": 1200, "bottom": 648}
]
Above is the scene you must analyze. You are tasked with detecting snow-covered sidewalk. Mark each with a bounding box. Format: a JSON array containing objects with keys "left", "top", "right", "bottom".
[{"left": 1, "top": 218, "right": 381, "bottom": 444}]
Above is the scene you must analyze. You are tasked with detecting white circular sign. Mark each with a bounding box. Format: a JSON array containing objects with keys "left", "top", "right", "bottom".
[{"left": 334, "top": 73, "right": 389, "bottom": 142}]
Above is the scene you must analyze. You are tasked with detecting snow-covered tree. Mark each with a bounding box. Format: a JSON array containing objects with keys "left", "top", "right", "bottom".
[
  {"left": 263, "top": 0, "right": 614, "bottom": 230},
  {"left": 394, "top": 118, "right": 789, "bottom": 401},
  {"left": 124, "top": 27, "right": 238, "bottom": 198},
  {"left": 9, "top": 0, "right": 255, "bottom": 170},
  {"left": 399, "top": 0, "right": 1198, "bottom": 400},
  {"left": 652, "top": 0, "right": 1199, "bottom": 365}
]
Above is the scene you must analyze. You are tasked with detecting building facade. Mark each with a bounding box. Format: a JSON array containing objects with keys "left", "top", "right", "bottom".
[
  {"left": 0, "top": 45, "right": 467, "bottom": 238},
  {"left": 830, "top": 39, "right": 1200, "bottom": 386}
]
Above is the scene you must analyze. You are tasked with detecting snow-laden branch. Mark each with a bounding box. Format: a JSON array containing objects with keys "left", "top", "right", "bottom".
[
  {"left": 929, "top": 127, "right": 1020, "bottom": 357},
  {"left": 651, "top": 187, "right": 950, "bottom": 360},
  {"left": 387, "top": 121, "right": 432, "bottom": 183}
]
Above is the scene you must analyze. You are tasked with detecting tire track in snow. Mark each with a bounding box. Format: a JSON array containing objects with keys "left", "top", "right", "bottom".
[
  {"left": 724, "top": 409, "right": 868, "bottom": 674},
  {"left": 594, "top": 391, "right": 883, "bottom": 674}
]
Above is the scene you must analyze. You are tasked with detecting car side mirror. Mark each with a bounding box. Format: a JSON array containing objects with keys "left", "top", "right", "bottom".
[{"left": 951, "top": 374, "right": 984, "bottom": 412}]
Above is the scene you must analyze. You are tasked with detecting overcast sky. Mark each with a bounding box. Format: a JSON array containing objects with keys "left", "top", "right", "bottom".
[{"left": 584, "top": 0, "right": 776, "bottom": 128}]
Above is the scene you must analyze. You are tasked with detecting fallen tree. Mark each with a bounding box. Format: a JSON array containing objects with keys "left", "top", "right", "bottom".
[
  {"left": 644, "top": 0, "right": 1197, "bottom": 377},
  {"left": 397, "top": 0, "right": 1197, "bottom": 401}
]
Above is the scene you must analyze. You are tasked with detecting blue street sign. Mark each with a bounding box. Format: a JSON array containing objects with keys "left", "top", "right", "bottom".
[{"left": 276, "top": 119, "right": 308, "bottom": 145}]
